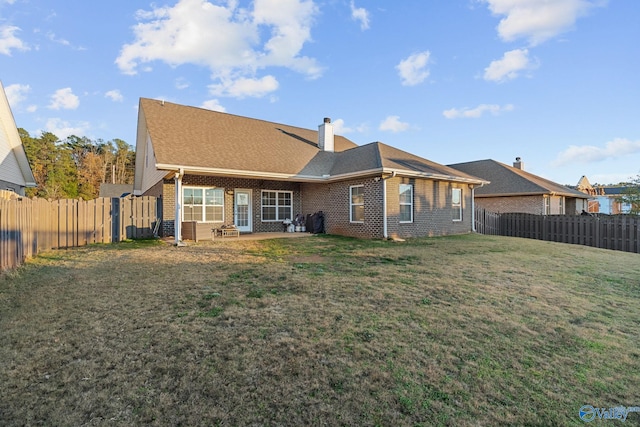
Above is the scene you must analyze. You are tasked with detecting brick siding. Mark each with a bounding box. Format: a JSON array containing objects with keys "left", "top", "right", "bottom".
[
  {"left": 386, "top": 177, "right": 473, "bottom": 238},
  {"left": 149, "top": 173, "right": 475, "bottom": 239},
  {"left": 476, "top": 195, "right": 545, "bottom": 215},
  {"left": 150, "top": 175, "right": 302, "bottom": 238},
  {"left": 476, "top": 194, "right": 583, "bottom": 215},
  {"left": 302, "top": 177, "right": 384, "bottom": 239}
]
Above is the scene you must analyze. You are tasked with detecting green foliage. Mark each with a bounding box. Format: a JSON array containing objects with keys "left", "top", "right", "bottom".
[
  {"left": 19, "top": 129, "right": 136, "bottom": 200},
  {"left": 615, "top": 174, "right": 640, "bottom": 215}
]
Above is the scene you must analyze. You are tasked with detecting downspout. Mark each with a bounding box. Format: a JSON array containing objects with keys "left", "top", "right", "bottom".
[
  {"left": 471, "top": 182, "right": 485, "bottom": 233},
  {"left": 381, "top": 171, "right": 397, "bottom": 239},
  {"left": 383, "top": 178, "right": 388, "bottom": 238},
  {"left": 471, "top": 186, "right": 476, "bottom": 233},
  {"left": 174, "top": 168, "right": 184, "bottom": 245}
]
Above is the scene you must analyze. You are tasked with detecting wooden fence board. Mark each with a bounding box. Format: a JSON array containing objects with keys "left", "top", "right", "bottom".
[
  {"left": 1, "top": 195, "right": 158, "bottom": 272},
  {"left": 476, "top": 208, "right": 640, "bottom": 254}
]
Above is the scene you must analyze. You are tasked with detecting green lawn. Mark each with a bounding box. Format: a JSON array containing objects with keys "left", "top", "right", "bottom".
[{"left": 1, "top": 234, "right": 639, "bottom": 426}]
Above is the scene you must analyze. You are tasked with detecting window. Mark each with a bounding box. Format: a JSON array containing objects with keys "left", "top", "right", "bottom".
[
  {"left": 183, "top": 187, "right": 224, "bottom": 222},
  {"left": 399, "top": 184, "right": 413, "bottom": 223},
  {"left": 559, "top": 196, "right": 565, "bottom": 214},
  {"left": 544, "top": 196, "right": 551, "bottom": 215},
  {"left": 350, "top": 185, "right": 364, "bottom": 222},
  {"left": 452, "top": 188, "right": 462, "bottom": 221},
  {"left": 261, "top": 190, "right": 292, "bottom": 221}
]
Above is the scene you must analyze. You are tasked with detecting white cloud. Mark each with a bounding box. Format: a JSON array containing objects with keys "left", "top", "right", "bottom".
[
  {"left": 0, "top": 25, "right": 29, "bottom": 55},
  {"left": 484, "top": 48, "right": 536, "bottom": 82},
  {"left": 116, "top": 0, "right": 320, "bottom": 98},
  {"left": 553, "top": 138, "right": 640, "bottom": 166},
  {"left": 200, "top": 99, "right": 226, "bottom": 112},
  {"left": 48, "top": 88, "right": 80, "bottom": 110},
  {"left": 332, "top": 118, "right": 354, "bottom": 135},
  {"left": 481, "top": 0, "right": 600, "bottom": 46},
  {"left": 443, "top": 103, "right": 514, "bottom": 119},
  {"left": 45, "top": 118, "right": 90, "bottom": 139},
  {"left": 379, "top": 116, "right": 410, "bottom": 133},
  {"left": 396, "top": 51, "right": 431, "bottom": 86},
  {"left": 4, "top": 83, "right": 31, "bottom": 108},
  {"left": 175, "top": 77, "right": 190, "bottom": 90},
  {"left": 105, "top": 90, "right": 123, "bottom": 102},
  {"left": 350, "top": 1, "right": 370, "bottom": 30},
  {"left": 209, "top": 75, "right": 279, "bottom": 98},
  {"left": 333, "top": 119, "right": 367, "bottom": 134}
]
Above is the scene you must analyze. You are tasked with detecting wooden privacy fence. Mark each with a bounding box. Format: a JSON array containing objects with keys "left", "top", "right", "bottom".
[
  {"left": 0, "top": 192, "right": 160, "bottom": 272},
  {"left": 475, "top": 207, "right": 640, "bottom": 254}
]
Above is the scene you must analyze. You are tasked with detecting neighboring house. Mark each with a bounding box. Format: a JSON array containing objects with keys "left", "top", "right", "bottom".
[
  {"left": 0, "top": 81, "right": 36, "bottom": 196},
  {"left": 574, "top": 175, "right": 602, "bottom": 213},
  {"left": 571, "top": 175, "right": 635, "bottom": 215},
  {"left": 593, "top": 186, "right": 634, "bottom": 215},
  {"left": 447, "top": 158, "right": 589, "bottom": 215},
  {"left": 133, "top": 98, "right": 488, "bottom": 242}
]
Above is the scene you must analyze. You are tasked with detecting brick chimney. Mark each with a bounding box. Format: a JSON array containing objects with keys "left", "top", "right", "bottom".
[
  {"left": 318, "top": 117, "right": 334, "bottom": 152},
  {"left": 513, "top": 157, "right": 524, "bottom": 170}
]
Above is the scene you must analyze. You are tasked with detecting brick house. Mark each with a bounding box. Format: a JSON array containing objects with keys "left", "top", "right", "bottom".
[
  {"left": 0, "top": 81, "right": 36, "bottom": 196},
  {"left": 448, "top": 158, "right": 589, "bottom": 215},
  {"left": 133, "top": 98, "right": 487, "bottom": 242}
]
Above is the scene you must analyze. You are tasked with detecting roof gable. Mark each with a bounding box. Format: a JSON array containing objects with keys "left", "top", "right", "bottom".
[
  {"left": 0, "top": 81, "right": 36, "bottom": 188},
  {"left": 448, "top": 159, "right": 588, "bottom": 198},
  {"left": 136, "top": 98, "right": 487, "bottom": 187},
  {"left": 140, "top": 98, "right": 357, "bottom": 176}
]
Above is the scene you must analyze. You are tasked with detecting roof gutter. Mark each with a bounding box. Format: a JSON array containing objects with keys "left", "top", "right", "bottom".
[{"left": 156, "top": 164, "right": 487, "bottom": 185}]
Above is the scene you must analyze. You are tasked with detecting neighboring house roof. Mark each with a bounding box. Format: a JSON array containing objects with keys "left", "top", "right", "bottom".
[
  {"left": 601, "top": 186, "right": 631, "bottom": 196},
  {"left": 447, "top": 159, "right": 588, "bottom": 199},
  {"left": 135, "top": 98, "right": 486, "bottom": 194},
  {"left": 0, "top": 80, "right": 36, "bottom": 189},
  {"left": 99, "top": 183, "right": 133, "bottom": 198}
]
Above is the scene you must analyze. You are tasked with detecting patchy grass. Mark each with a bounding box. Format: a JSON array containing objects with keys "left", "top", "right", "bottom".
[{"left": 1, "top": 234, "right": 639, "bottom": 426}]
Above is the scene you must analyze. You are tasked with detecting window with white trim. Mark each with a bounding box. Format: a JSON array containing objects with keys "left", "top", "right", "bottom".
[
  {"left": 399, "top": 184, "right": 413, "bottom": 223},
  {"left": 452, "top": 188, "right": 462, "bottom": 221},
  {"left": 261, "top": 190, "right": 292, "bottom": 221},
  {"left": 350, "top": 185, "right": 364, "bottom": 223},
  {"left": 544, "top": 196, "right": 551, "bottom": 215},
  {"left": 559, "top": 196, "right": 565, "bottom": 214},
  {"left": 183, "top": 187, "right": 224, "bottom": 222}
]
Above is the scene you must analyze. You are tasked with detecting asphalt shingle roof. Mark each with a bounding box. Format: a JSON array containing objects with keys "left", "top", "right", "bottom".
[
  {"left": 139, "top": 98, "right": 486, "bottom": 184},
  {"left": 448, "top": 159, "right": 588, "bottom": 198}
]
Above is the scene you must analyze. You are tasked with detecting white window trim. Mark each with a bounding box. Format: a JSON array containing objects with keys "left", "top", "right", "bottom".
[
  {"left": 350, "top": 185, "right": 364, "bottom": 223},
  {"left": 452, "top": 188, "right": 462, "bottom": 222},
  {"left": 182, "top": 186, "right": 224, "bottom": 223},
  {"left": 544, "top": 195, "right": 551, "bottom": 215},
  {"left": 261, "top": 190, "right": 293, "bottom": 222},
  {"left": 399, "top": 183, "right": 413, "bottom": 223}
]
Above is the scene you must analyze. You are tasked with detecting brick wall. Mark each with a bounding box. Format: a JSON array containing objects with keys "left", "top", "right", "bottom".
[
  {"left": 150, "top": 175, "right": 303, "bottom": 238},
  {"left": 149, "top": 173, "right": 476, "bottom": 239},
  {"left": 476, "top": 194, "right": 585, "bottom": 215},
  {"left": 386, "top": 177, "right": 473, "bottom": 238},
  {"left": 303, "top": 176, "right": 474, "bottom": 239},
  {"left": 476, "top": 195, "right": 545, "bottom": 214},
  {"left": 302, "top": 177, "right": 385, "bottom": 239}
]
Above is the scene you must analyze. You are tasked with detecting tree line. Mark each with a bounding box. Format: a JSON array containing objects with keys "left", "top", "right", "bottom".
[{"left": 19, "top": 129, "right": 135, "bottom": 200}]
